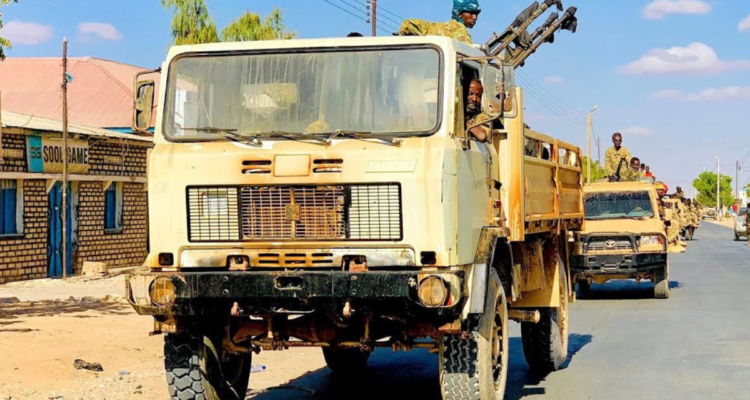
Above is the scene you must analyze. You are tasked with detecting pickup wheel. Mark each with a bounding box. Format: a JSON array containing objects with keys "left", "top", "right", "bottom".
[
  {"left": 440, "top": 271, "right": 508, "bottom": 400},
  {"left": 164, "top": 330, "right": 252, "bottom": 400},
  {"left": 653, "top": 264, "right": 669, "bottom": 299},
  {"left": 521, "top": 261, "right": 569, "bottom": 373},
  {"left": 735, "top": 234, "right": 740, "bottom": 241},
  {"left": 322, "top": 347, "right": 371, "bottom": 373}
]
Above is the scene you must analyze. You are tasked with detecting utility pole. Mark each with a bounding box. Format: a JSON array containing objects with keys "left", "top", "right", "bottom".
[
  {"left": 62, "top": 38, "right": 69, "bottom": 280},
  {"left": 596, "top": 136, "right": 601, "bottom": 165},
  {"left": 736, "top": 160, "right": 740, "bottom": 203},
  {"left": 586, "top": 106, "right": 598, "bottom": 184},
  {"left": 371, "top": 0, "right": 377, "bottom": 37},
  {"left": 714, "top": 156, "right": 720, "bottom": 220}
]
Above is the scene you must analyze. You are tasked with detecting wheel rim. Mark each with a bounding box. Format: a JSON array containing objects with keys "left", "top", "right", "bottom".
[{"left": 491, "top": 303, "right": 506, "bottom": 389}]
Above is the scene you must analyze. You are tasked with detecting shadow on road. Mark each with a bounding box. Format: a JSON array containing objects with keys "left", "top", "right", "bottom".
[
  {"left": 247, "top": 334, "right": 593, "bottom": 400},
  {"left": 0, "top": 299, "right": 131, "bottom": 332},
  {"left": 576, "top": 279, "right": 683, "bottom": 300}
]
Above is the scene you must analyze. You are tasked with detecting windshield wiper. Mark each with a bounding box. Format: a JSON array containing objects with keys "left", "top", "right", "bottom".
[
  {"left": 256, "top": 131, "right": 328, "bottom": 147},
  {"left": 324, "top": 130, "right": 403, "bottom": 147},
  {"left": 181, "top": 126, "right": 263, "bottom": 147}
]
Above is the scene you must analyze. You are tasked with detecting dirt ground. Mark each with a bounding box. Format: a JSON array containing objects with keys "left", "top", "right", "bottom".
[{"left": 0, "top": 275, "right": 328, "bottom": 400}]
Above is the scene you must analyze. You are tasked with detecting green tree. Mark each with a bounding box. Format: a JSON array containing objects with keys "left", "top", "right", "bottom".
[
  {"left": 221, "top": 8, "right": 296, "bottom": 42},
  {"left": 0, "top": 0, "right": 19, "bottom": 61},
  {"left": 161, "top": 0, "right": 219, "bottom": 45},
  {"left": 744, "top": 183, "right": 750, "bottom": 199},
  {"left": 692, "top": 171, "right": 733, "bottom": 208},
  {"left": 582, "top": 157, "right": 607, "bottom": 183}
]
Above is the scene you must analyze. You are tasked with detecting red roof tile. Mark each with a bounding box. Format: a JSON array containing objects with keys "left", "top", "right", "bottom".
[{"left": 0, "top": 57, "right": 159, "bottom": 129}]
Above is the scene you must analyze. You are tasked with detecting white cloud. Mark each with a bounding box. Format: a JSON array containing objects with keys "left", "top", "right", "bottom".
[
  {"left": 651, "top": 89, "right": 683, "bottom": 99},
  {"left": 78, "top": 22, "right": 122, "bottom": 41},
  {"left": 642, "top": 0, "right": 712, "bottom": 20},
  {"left": 651, "top": 87, "right": 750, "bottom": 101},
  {"left": 739, "top": 14, "right": 750, "bottom": 32},
  {"left": 621, "top": 42, "right": 750, "bottom": 75},
  {"left": 1, "top": 20, "right": 54, "bottom": 45},
  {"left": 545, "top": 76, "right": 565, "bottom": 84},
  {"left": 619, "top": 126, "right": 655, "bottom": 136}
]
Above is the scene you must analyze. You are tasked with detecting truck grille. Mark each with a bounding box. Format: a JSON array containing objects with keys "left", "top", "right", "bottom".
[
  {"left": 187, "top": 184, "right": 402, "bottom": 242},
  {"left": 587, "top": 237, "right": 634, "bottom": 252}
]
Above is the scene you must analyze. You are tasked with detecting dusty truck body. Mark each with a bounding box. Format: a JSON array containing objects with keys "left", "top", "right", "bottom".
[
  {"left": 572, "top": 182, "right": 669, "bottom": 299},
  {"left": 125, "top": 36, "right": 583, "bottom": 400}
]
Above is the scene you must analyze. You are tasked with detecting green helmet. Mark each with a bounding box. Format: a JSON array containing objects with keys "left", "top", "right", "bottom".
[{"left": 452, "top": 0, "right": 481, "bottom": 24}]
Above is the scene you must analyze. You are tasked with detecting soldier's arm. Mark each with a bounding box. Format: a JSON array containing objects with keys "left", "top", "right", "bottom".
[{"left": 604, "top": 149, "right": 615, "bottom": 176}]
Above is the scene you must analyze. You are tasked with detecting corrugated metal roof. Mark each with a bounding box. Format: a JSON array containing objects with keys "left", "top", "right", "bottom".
[
  {"left": 1, "top": 110, "right": 152, "bottom": 142},
  {"left": 0, "top": 57, "right": 159, "bottom": 129}
]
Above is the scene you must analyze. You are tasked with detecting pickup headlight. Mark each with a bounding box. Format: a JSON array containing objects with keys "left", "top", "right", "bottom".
[{"left": 638, "top": 235, "right": 665, "bottom": 250}]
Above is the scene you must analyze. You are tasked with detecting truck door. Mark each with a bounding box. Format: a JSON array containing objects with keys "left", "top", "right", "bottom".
[{"left": 455, "top": 62, "right": 492, "bottom": 262}]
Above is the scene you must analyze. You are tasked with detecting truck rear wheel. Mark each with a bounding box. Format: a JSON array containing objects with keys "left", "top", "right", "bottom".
[
  {"left": 653, "top": 264, "right": 669, "bottom": 299},
  {"left": 440, "top": 271, "right": 508, "bottom": 400},
  {"left": 322, "top": 347, "right": 371, "bottom": 373},
  {"left": 521, "top": 262, "right": 569, "bottom": 373},
  {"left": 577, "top": 279, "right": 591, "bottom": 296},
  {"left": 164, "top": 330, "right": 252, "bottom": 400}
]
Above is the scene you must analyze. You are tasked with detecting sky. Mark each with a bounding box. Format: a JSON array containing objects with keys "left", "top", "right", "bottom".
[{"left": 2, "top": 0, "right": 750, "bottom": 193}]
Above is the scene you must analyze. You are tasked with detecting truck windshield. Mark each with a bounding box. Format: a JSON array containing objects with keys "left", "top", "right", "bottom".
[
  {"left": 585, "top": 191, "right": 655, "bottom": 220},
  {"left": 164, "top": 47, "right": 441, "bottom": 141}
]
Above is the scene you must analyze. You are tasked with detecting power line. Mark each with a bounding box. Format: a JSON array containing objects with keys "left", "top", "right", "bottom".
[
  {"left": 337, "top": 0, "right": 370, "bottom": 16},
  {"left": 516, "top": 76, "right": 587, "bottom": 125},
  {"left": 378, "top": 3, "right": 405, "bottom": 20},
  {"left": 323, "top": 0, "right": 369, "bottom": 23},
  {"left": 516, "top": 69, "right": 587, "bottom": 117}
]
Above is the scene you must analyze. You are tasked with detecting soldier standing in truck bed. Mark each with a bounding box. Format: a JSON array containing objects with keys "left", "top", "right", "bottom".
[
  {"left": 399, "top": 0, "right": 481, "bottom": 44},
  {"left": 604, "top": 132, "right": 631, "bottom": 180}
]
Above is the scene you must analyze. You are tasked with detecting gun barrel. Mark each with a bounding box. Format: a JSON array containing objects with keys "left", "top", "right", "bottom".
[
  {"left": 509, "top": 6, "right": 578, "bottom": 68},
  {"left": 485, "top": 0, "right": 562, "bottom": 57}
]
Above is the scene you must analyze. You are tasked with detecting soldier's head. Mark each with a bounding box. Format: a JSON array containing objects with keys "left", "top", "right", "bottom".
[
  {"left": 640, "top": 163, "right": 646, "bottom": 171},
  {"left": 645, "top": 165, "right": 651, "bottom": 173},
  {"left": 453, "top": 0, "right": 482, "bottom": 28},
  {"left": 612, "top": 133, "right": 623, "bottom": 149},
  {"left": 467, "top": 79, "right": 483, "bottom": 116},
  {"left": 677, "top": 186, "right": 683, "bottom": 193},
  {"left": 686, "top": 199, "right": 692, "bottom": 206},
  {"left": 630, "top": 157, "right": 641, "bottom": 171},
  {"left": 347, "top": 32, "right": 363, "bottom": 37},
  {"left": 655, "top": 182, "right": 667, "bottom": 198}
]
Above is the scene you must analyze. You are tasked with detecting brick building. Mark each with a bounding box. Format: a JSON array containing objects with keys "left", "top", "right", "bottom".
[{"left": 0, "top": 111, "right": 152, "bottom": 283}]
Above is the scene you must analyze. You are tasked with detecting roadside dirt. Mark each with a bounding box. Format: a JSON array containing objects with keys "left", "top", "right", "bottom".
[{"left": 0, "top": 276, "right": 327, "bottom": 400}]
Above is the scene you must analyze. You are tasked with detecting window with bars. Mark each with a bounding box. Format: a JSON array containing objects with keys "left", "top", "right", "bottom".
[
  {"left": 104, "top": 183, "right": 123, "bottom": 231},
  {"left": 0, "top": 180, "right": 21, "bottom": 236}
]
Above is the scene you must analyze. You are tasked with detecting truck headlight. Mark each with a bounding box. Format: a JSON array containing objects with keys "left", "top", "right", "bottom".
[
  {"left": 638, "top": 235, "right": 664, "bottom": 249},
  {"left": 149, "top": 276, "right": 176, "bottom": 306}
]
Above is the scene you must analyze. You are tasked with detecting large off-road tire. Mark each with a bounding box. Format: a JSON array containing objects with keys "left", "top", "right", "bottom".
[
  {"left": 521, "top": 262, "right": 569, "bottom": 374},
  {"left": 164, "top": 330, "right": 252, "bottom": 400},
  {"left": 322, "top": 347, "right": 371, "bottom": 373},
  {"left": 735, "top": 234, "right": 740, "bottom": 241},
  {"left": 440, "top": 271, "right": 508, "bottom": 400},
  {"left": 653, "top": 264, "right": 669, "bottom": 299}
]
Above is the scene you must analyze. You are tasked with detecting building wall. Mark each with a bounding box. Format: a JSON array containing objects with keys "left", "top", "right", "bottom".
[
  {"left": 0, "top": 131, "right": 150, "bottom": 282},
  {"left": 0, "top": 180, "right": 48, "bottom": 284},
  {"left": 75, "top": 181, "right": 148, "bottom": 272}
]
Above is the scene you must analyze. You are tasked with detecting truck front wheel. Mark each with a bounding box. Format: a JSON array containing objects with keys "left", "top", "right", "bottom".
[
  {"left": 440, "top": 270, "right": 508, "bottom": 400},
  {"left": 521, "top": 262, "right": 569, "bottom": 373},
  {"left": 164, "top": 330, "right": 252, "bottom": 400},
  {"left": 653, "top": 264, "right": 669, "bottom": 299}
]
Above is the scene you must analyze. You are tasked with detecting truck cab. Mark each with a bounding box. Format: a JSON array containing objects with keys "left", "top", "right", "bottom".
[{"left": 572, "top": 182, "right": 669, "bottom": 299}]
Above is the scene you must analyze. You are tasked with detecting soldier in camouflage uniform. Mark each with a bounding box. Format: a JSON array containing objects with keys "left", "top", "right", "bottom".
[
  {"left": 674, "top": 186, "right": 685, "bottom": 201},
  {"left": 622, "top": 156, "right": 643, "bottom": 182},
  {"left": 465, "top": 79, "right": 491, "bottom": 142},
  {"left": 399, "top": 0, "right": 481, "bottom": 44},
  {"left": 655, "top": 182, "right": 685, "bottom": 253},
  {"left": 604, "top": 132, "right": 632, "bottom": 181}
]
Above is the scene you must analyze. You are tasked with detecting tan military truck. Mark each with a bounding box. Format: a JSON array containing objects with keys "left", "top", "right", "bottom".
[
  {"left": 125, "top": 33, "right": 583, "bottom": 400},
  {"left": 572, "top": 182, "right": 669, "bottom": 299}
]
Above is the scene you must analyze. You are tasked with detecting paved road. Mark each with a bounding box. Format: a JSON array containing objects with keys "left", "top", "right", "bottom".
[{"left": 248, "top": 222, "right": 750, "bottom": 400}]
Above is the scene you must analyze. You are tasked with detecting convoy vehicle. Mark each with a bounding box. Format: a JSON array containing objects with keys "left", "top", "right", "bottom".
[
  {"left": 703, "top": 207, "right": 717, "bottom": 220},
  {"left": 735, "top": 207, "right": 747, "bottom": 241},
  {"left": 572, "top": 182, "right": 669, "bottom": 299},
  {"left": 125, "top": 5, "right": 582, "bottom": 400}
]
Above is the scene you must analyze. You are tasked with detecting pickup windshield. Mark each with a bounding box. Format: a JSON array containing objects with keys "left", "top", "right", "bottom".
[
  {"left": 164, "top": 47, "right": 441, "bottom": 141},
  {"left": 585, "top": 191, "right": 655, "bottom": 220}
]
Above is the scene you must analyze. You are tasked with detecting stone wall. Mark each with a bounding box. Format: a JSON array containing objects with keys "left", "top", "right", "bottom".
[{"left": 0, "top": 180, "right": 48, "bottom": 284}]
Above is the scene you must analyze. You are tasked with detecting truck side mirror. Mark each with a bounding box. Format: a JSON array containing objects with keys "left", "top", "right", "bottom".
[{"left": 133, "top": 79, "right": 155, "bottom": 134}]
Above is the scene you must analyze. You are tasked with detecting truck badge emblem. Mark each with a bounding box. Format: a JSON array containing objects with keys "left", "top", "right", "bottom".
[
  {"left": 604, "top": 240, "right": 616, "bottom": 249},
  {"left": 286, "top": 204, "right": 300, "bottom": 222}
]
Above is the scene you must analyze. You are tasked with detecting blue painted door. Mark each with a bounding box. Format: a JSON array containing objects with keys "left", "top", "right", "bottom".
[{"left": 48, "top": 183, "right": 73, "bottom": 277}]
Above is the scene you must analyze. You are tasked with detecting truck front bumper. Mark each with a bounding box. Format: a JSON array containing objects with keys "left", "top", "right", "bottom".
[
  {"left": 126, "top": 270, "right": 466, "bottom": 318},
  {"left": 570, "top": 252, "right": 667, "bottom": 275}
]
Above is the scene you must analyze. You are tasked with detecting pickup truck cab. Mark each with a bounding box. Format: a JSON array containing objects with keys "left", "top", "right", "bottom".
[{"left": 572, "top": 182, "right": 669, "bottom": 299}]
